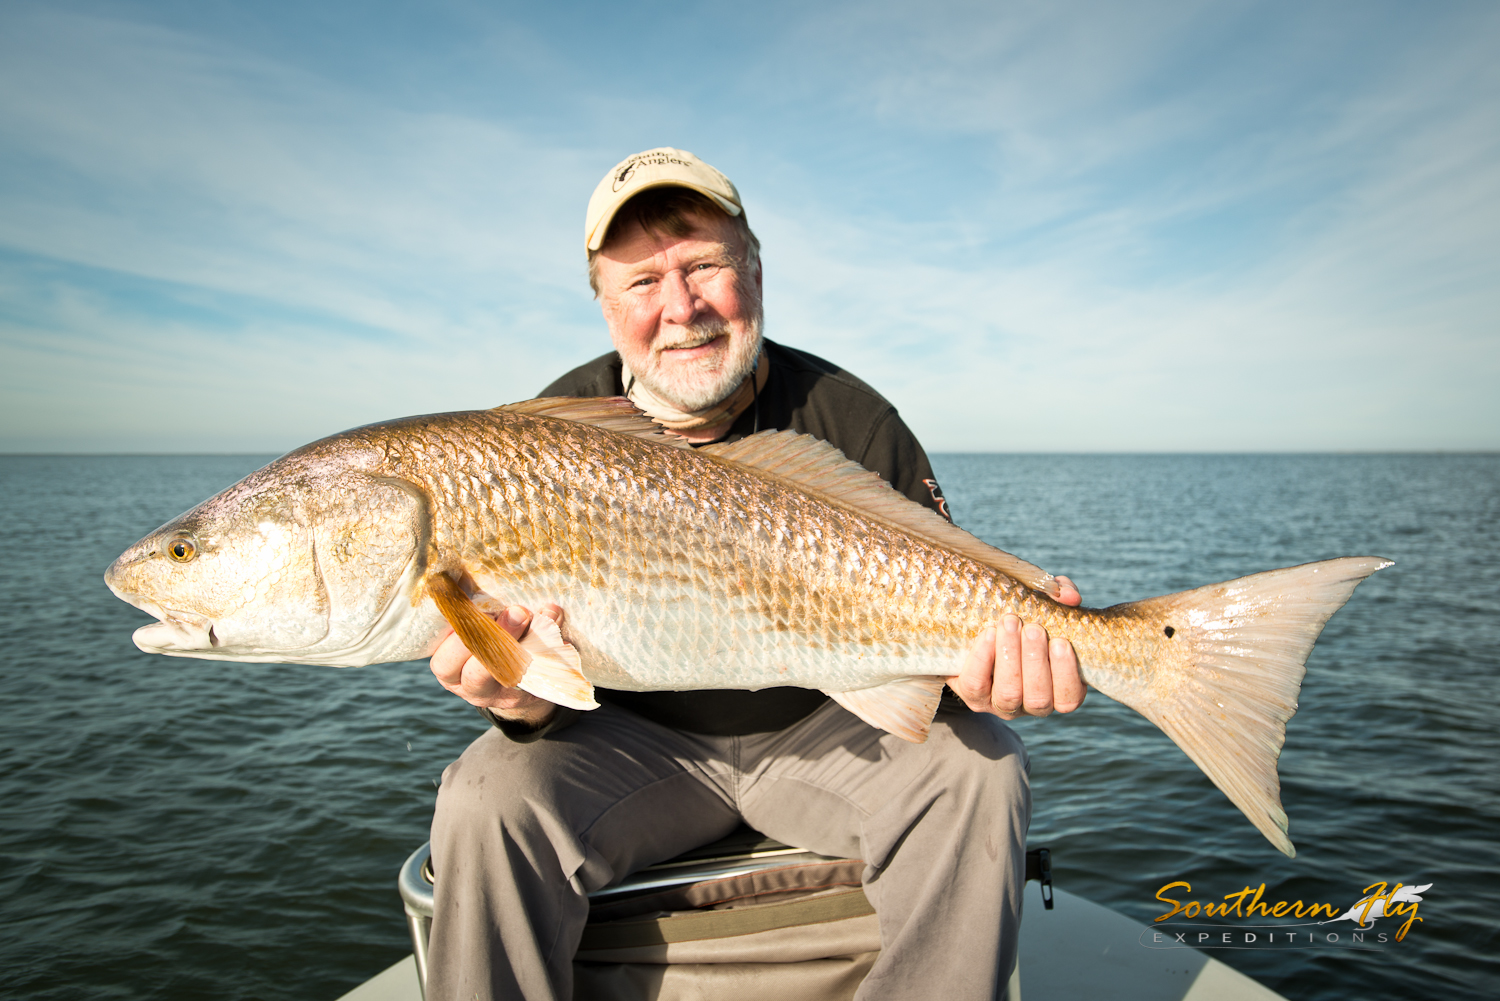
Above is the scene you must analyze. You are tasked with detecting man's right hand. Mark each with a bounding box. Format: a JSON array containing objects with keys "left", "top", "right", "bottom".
[
  {"left": 429, "top": 603, "right": 561, "bottom": 727},
  {"left": 946, "top": 575, "right": 1087, "bottom": 720}
]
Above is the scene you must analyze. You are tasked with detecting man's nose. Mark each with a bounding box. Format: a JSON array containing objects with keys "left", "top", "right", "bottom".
[{"left": 659, "top": 270, "right": 700, "bottom": 325}]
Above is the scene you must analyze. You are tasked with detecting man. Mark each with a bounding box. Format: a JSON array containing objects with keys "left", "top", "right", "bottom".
[{"left": 425, "top": 148, "right": 1085, "bottom": 1000}]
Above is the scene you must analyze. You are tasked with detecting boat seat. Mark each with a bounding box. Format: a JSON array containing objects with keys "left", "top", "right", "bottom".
[{"left": 398, "top": 826, "right": 1051, "bottom": 1000}]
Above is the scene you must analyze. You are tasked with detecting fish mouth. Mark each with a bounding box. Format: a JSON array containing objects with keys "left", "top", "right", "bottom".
[
  {"left": 105, "top": 579, "right": 219, "bottom": 653},
  {"left": 132, "top": 615, "right": 217, "bottom": 654}
]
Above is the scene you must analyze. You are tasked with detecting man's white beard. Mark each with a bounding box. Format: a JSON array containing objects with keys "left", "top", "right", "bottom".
[{"left": 627, "top": 313, "right": 763, "bottom": 413}]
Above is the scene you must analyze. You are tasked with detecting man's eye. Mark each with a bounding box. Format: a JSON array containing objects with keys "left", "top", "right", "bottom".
[{"left": 631, "top": 277, "right": 657, "bottom": 288}]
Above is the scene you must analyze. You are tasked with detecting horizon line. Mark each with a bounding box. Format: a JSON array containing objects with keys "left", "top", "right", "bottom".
[{"left": 4, "top": 449, "right": 1498, "bottom": 458}]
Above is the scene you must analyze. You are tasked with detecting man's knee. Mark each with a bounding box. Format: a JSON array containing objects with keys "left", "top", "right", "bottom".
[
  {"left": 433, "top": 728, "right": 574, "bottom": 843},
  {"left": 922, "top": 709, "right": 1031, "bottom": 810}
]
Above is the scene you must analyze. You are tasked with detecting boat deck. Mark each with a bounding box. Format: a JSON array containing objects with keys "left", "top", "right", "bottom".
[{"left": 337, "top": 885, "right": 1287, "bottom": 1001}]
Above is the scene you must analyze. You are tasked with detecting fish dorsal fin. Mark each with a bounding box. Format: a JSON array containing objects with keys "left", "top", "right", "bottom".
[
  {"left": 702, "top": 430, "right": 1062, "bottom": 598},
  {"left": 497, "top": 397, "right": 692, "bottom": 450}
]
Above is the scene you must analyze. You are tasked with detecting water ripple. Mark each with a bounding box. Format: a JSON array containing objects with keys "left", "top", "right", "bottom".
[{"left": 1, "top": 453, "right": 1497, "bottom": 999}]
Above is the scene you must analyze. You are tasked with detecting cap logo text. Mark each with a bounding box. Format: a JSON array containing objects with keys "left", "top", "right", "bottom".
[{"left": 611, "top": 153, "right": 699, "bottom": 192}]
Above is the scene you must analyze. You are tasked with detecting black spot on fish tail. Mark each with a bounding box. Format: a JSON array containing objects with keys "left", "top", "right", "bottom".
[{"left": 1163, "top": 625, "right": 1175, "bottom": 638}]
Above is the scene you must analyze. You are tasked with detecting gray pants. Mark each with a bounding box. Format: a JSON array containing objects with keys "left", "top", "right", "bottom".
[{"left": 426, "top": 700, "right": 1031, "bottom": 1001}]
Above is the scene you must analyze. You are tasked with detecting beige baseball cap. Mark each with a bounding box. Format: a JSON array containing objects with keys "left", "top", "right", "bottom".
[{"left": 585, "top": 147, "right": 743, "bottom": 252}]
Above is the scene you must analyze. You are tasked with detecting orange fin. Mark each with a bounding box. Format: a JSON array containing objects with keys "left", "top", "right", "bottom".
[
  {"left": 703, "top": 431, "right": 1062, "bottom": 599},
  {"left": 516, "top": 612, "right": 599, "bottom": 711},
  {"left": 824, "top": 677, "right": 947, "bottom": 743},
  {"left": 425, "top": 573, "right": 528, "bottom": 687}
]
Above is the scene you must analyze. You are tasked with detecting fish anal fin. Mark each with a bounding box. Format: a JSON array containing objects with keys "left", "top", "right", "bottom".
[
  {"left": 425, "top": 572, "right": 528, "bottom": 687},
  {"left": 825, "top": 677, "right": 947, "bottom": 743},
  {"left": 497, "top": 397, "right": 692, "bottom": 450},
  {"left": 516, "top": 612, "right": 599, "bottom": 711},
  {"left": 703, "top": 431, "right": 1062, "bottom": 599}
]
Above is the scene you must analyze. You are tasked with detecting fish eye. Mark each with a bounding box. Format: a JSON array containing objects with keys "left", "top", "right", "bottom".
[{"left": 165, "top": 536, "right": 198, "bottom": 563}]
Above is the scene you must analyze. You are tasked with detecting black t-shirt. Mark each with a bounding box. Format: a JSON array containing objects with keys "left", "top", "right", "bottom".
[{"left": 538, "top": 338, "right": 949, "bottom": 736}]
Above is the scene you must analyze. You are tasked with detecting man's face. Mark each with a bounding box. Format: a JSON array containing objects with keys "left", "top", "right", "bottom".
[{"left": 594, "top": 209, "right": 764, "bottom": 413}]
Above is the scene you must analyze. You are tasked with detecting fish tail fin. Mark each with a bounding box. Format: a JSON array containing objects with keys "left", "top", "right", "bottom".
[{"left": 1103, "top": 556, "right": 1392, "bottom": 857}]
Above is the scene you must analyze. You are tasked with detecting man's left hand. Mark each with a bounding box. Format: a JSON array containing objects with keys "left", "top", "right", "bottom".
[{"left": 948, "top": 575, "right": 1087, "bottom": 719}]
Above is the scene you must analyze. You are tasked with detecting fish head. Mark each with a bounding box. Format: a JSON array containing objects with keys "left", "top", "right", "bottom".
[{"left": 105, "top": 447, "right": 434, "bottom": 665}]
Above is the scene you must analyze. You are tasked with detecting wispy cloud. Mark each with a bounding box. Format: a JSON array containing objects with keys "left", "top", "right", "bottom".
[
  {"left": 1, "top": 0, "right": 1496, "bottom": 451},
  {"left": 0, "top": 7, "right": 599, "bottom": 309},
  {"left": 0, "top": 5, "right": 618, "bottom": 449},
  {"left": 747, "top": 0, "right": 1500, "bottom": 449}
]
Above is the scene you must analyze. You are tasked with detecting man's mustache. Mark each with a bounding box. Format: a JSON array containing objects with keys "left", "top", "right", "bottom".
[{"left": 654, "top": 323, "right": 731, "bottom": 354}]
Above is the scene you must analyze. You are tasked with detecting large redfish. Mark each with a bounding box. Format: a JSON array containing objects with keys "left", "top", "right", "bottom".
[{"left": 104, "top": 398, "right": 1390, "bottom": 856}]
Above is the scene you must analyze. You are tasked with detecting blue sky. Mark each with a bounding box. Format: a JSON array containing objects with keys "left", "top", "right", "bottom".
[{"left": 1, "top": 0, "right": 1496, "bottom": 452}]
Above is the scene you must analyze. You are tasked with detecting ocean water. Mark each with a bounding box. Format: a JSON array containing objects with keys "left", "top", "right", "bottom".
[{"left": 0, "top": 453, "right": 1496, "bottom": 1000}]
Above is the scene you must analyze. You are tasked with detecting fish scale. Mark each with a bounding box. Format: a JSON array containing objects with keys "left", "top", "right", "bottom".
[
  {"left": 383, "top": 411, "right": 1134, "bottom": 691},
  {"left": 105, "top": 398, "right": 1391, "bottom": 855}
]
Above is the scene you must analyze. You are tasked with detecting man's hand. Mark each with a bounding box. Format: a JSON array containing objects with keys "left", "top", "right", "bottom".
[
  {"left": 430, "top": 603, "right": 562, "bottom": 727},
  {"left": 948, "top": 575, "right": 1087, "bottom": 719}
]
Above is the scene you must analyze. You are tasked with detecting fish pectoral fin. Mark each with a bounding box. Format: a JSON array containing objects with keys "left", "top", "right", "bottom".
[
  {"left": 425, "top": 573, "right": 528, "bottom": 687},
  {"left": 825, "top": 677, "right": 947, "bottom": 743},
  {"left": 516, "top": 612, "right": 599, "bottom": 711}
]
